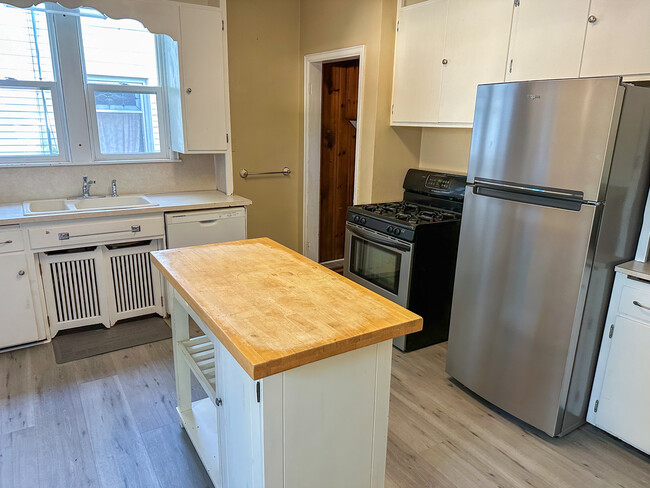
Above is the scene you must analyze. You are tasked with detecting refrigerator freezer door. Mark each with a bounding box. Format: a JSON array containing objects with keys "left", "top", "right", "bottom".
[
  {"left": 468, "top": 78, "right": 623, "bottom": 202},
  {"left": 446, "top": 188, "right": 598, "bottom": 436}
]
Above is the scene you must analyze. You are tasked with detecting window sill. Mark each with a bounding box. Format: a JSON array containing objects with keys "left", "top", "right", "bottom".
[{"left": 0, "top": 158, "right": 183, "bottom": 168}]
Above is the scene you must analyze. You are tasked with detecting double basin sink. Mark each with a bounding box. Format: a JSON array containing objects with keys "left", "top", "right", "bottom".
[{"left": 23, "top": 195, "right": 159, "bottom": 215}]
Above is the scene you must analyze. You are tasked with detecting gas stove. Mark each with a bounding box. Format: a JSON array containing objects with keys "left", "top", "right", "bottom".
[
  {"left": 346, "top": 170, "right": 465, "bottom": 242},
  {"left": 344, "top": 169, "right": 466, "bottom": 352}
]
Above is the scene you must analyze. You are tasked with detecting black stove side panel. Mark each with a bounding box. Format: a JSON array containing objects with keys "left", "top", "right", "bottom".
[{"left": 401, "top": 221, "right": 461, "bottom": 351}]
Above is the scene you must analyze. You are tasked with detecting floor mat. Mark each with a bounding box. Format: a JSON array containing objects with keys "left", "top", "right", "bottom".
[{"left": 52, "top": 316, "right": 171, "bottom": 364}]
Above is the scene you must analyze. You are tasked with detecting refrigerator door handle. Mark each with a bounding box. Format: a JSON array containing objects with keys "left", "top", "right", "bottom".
[
  {"left": 473, "top": 185, "right": 589, "bottom": 211},
  {"left": 474, "top": 178, "right": 585, "bottom": 200}
]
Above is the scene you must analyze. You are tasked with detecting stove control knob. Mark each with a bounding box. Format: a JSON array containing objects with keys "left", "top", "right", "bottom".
[
  {"left": 353, "top": 215, "right": 360, "bottom": 223},
  {"left": 387, "top": 226, "right": 394, "bottom": 233},
  {"left": 393, "top": 228, "right": 401, "bottom": 236},
  {"left": 360, "top": 218, "right": 367, "bottom": 224}
]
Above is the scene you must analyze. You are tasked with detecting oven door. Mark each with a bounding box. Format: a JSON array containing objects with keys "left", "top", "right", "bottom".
[{"left": 343, "top": 223, "right": 413, "bottom": 307}]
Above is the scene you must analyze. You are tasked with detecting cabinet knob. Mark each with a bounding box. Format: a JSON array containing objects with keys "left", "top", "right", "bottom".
[
  {"left": 441, "top": 58, "right": 449, "bottom": 65},
  {"left": 215, "top": 398, "right": 223, "bottom": 406},
  {"left": 588, "top": 15, "right": 597, "bottom": 23},
  {"left": 186, "top": 88, "right": 192, "bottom": 94},
  {"left": 18, "top": 270, "right": 25, "bottom": 276}
]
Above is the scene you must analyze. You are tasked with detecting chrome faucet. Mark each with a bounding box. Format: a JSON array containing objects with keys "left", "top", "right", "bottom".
[
  {"left": 82, "top": 175, "right": 95, "bottom": 198},
  {"left": 111, "top": 179, "right": 118, "bottom": 197}
]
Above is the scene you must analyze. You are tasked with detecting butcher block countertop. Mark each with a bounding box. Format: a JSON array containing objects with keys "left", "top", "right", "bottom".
[{"left": 151, "top": 238, "right": 422, "bottom": 380}]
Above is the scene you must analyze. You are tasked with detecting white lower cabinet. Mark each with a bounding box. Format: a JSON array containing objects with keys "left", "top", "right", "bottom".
[
  {"left": 588, "top": 267, "right": 650, "bottom": 455},
  {"left": 172, "top": 292, "right": 392, "bottom": 488},
  {"left": 0, "top": 248, "right": 40, "bottom": 349}
]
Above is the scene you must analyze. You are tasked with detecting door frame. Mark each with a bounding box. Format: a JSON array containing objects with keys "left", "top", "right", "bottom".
[{"left": 302, "top": 45, "right": 365, "bottom": 262}]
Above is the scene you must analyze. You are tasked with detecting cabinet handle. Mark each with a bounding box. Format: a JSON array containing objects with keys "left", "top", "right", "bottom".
[
  {"left": 588, "top": 15, "right": 597, "bottom": 23},
  {"left": 186, "top": 88, "right": 192, "bottom": 94},
  {"left": 632, "top": 300, "right": 650, "bottom": 311},
  {"left": 215, "top": 398, "right": 223, "bottom": 406},
  {"left": 0, "top": 240, "right": 12, "bottom": 245},
  {"left": 441, "top": 58, "right": 448, "bottom": 65},
  {"left": 18, "top": 270, "right": 25, "bottom": 276}
]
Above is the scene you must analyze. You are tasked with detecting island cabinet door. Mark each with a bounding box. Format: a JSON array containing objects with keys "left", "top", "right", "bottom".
[{"left": 215, "top": 341, "right": 264, "bottom": 488}]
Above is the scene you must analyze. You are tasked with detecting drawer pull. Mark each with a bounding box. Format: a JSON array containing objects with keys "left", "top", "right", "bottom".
[
  {"left": 131, "top": 225, "right": 141, "bottom": 232},
  {"left": 0, "top": 240, "right": 12, "bottom": 245},
  {"left": 59, "top": 233, "right": 70, "bottom": 240},
  {"left": 18, "top": 270, "right": 25, "bottom": 276},
  {"left": 632, "top": 300, "right": 650, "bottom": 311}
]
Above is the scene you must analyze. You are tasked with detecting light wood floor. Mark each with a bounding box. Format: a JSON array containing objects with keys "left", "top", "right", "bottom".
[{"left": 1, "top": 338, "right": 648, "bottom": 488}]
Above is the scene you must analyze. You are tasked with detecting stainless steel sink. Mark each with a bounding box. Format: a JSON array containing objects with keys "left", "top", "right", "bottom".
[{"left": 23, "top": 195, "right": 158, "bottom": 215}]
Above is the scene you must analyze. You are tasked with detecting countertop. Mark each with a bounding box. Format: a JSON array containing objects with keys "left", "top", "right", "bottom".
[
  {"left": 615, "top": 260, "right": 650, "bottom": 281},
  {"left": 0, "top": 190, "right": 252, "bottom": 225},
  {"left": 151, "top": 238, "right": 423, "bottom": 380}
]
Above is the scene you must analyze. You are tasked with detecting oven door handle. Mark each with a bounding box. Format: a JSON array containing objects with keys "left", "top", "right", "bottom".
[{"left": 346, "top": 224, "right": 411, "bottom": 252}]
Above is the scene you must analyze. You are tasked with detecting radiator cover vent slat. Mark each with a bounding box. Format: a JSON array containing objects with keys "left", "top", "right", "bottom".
[
  {"left": 110, "top": 250, "right": 156, "bottom": 314},
  {"left": 49, "top": 258, "right": 101, "bottom": 323}
]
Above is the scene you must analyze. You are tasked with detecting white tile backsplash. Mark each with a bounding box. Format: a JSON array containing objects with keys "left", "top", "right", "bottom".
[{"left": 0, "top": 154, "right": 217, "bottom": 203}]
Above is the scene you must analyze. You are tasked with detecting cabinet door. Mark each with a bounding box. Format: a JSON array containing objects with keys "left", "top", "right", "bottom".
[
  {"left": 506, "top": 0, "right": 590, "bottom": 82},
  {"left": 438, "top": 0, "right": 513, "bottom": 124},
  {"left": 179, "top": 6, "right": 228, "bottom": 152},
  {"left": 391, "top": 0, "right": 448, "bottom": 125},
  {"left": 0, "top": 252, "right": 39, "bottom": 349},
  {"left": 594, "top": 315, "right": 650, "bottom": 454},
  {"left": 581, "top": 0, "right": 650, "bottom": 78},
  {"left": 215, "top": 342, "right": 263, "bottom": 487}
]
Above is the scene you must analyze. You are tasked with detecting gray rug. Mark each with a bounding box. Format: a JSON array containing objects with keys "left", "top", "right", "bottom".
[{"left": 52, "top": 316, "right": 172, "bottom": 364}]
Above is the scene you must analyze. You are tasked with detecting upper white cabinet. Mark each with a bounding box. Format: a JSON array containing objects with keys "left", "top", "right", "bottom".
[
  {"left": 581, "top": 0, "right": 650, "bottom": 78},
  {"left": 391, "top": 0, "right": 447, "bottom": 125},
  {"left": 391, "top": 0, "right": 513, "bottom": 127},
  {"left": 391, "top": 0, "right": 650, "bottom": 127},
  {"left": 175, "top": 5, "right": 229, "bottom": 153},
  {"left": 505, "top": 0, "right": 590, "bottom": 82},
  {"left": 439, "top": 0, "right": 513, "bottom": 123}
]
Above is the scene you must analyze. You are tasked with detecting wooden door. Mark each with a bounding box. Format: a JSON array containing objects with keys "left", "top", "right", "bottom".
[
  {"left": 581, "top": 0, "right": 650, "bottom": 77},
  {"left": 319, "top": 60, "right": 358, "bottom": 263},
  {"left": 391, "top": 0, "right": 447, "bottom": 125},
  {"left": 506, "top": 0, "right": 590, "bottom": 82}
]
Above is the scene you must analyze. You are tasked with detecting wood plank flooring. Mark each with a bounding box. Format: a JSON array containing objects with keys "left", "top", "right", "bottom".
[{"left": 0, "top": 338, "right": 648, "bottom": 488}]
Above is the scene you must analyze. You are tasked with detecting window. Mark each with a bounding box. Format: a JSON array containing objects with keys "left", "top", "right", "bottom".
[
  {"left": 0, "top": 4, "right": 64, "bottom": 160},
  {"left": 0, "top": 3, "right": 172, "bottom": 165}
]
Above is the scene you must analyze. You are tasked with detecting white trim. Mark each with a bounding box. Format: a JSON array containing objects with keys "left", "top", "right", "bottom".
[{"left": 302, "top": 45, "right": 365, "bottom": 262}]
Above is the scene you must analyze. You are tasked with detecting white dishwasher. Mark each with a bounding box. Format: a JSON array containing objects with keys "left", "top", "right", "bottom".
[
  {"left": 164, "top": 207, "right": 246, "bottom": 314},
  {"left": 165, "top": 207, "right": 246, "bottom": 249}
]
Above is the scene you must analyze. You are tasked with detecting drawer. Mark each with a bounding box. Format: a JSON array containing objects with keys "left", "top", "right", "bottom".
[
  {"left": 0, "top": 225, "right": 25, "bottom": 254},
  {"left": 27, "top": 214, "right": 165, "bottom": 251},
  {"left": 619, "top": 283, "right": 650, "bottom": 324}
]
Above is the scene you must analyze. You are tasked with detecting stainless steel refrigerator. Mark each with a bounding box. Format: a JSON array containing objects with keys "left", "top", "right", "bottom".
[{"left": 446, "top": 77, "right": 650, "bottom": 437}]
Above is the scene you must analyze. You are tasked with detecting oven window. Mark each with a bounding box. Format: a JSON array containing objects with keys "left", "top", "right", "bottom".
[{"left": 350, "top": 236, "right": 402, "bottom": 295}]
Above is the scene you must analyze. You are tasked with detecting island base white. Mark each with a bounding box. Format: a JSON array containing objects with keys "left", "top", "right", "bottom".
[{"left": 171, "top": 291, "right": 393, "bottom": 488}]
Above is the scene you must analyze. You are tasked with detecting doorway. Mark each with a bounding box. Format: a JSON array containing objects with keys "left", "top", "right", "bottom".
[
  {"left": 303, "top": 46, "right": 365, "bottom": 265},
  {"left": 318, "top": 60, "right": 359, "bottom": 264}
]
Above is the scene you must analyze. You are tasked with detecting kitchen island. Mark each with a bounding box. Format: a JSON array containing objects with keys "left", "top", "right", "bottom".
[{"left": 150, "top": 238, "right": 422, "bottom": 488}]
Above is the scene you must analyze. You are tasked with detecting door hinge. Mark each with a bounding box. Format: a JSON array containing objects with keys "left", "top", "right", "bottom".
[
  {"left": 160, "top": 295, "right": 164, "bottom": 307},
  {"left": 256, "top": 381, "right": 261, "bottom": 403},
  {"left": 514, "top": 0, "right": 520, "bottom": 6},
  {"left": 391, "top": 104, "right": 394, "bottom": 115},
  {"left": 222, "top": 19, "right": 224, "bottom": 31},
  {"left": 396, "top": 20, "right": 399, "bottom": 32},
  {"left": 226, "top": 133, "right": 229, "bottom": 143},
  {"left": 608, "top": 324, "right": 614, "bottom": 338},
  {"left": 593, "top": 399, "right": 599, "bottom": 412},
  {"left": 509, "top": 59, "right": 513, "bottom": 73}
]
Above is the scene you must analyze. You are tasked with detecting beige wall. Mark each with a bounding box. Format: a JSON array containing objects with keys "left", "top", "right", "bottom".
[
  {"left": 419, "top": 128, "right": 473, "bottom": 175},
  {"left": 226, "top": 0, "right": 301, "bottom": 251}
]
